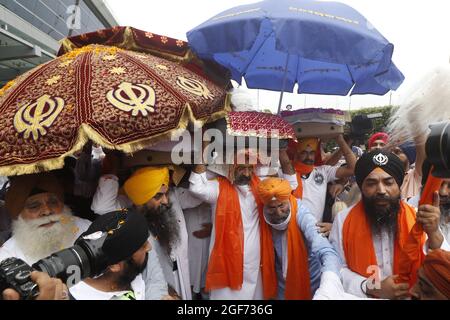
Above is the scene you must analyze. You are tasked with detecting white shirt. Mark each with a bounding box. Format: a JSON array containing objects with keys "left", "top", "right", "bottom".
[
  {"left": 189, "top": 171, "right": 263, "bottom": 300},
  {"left": 69, "top": 274, "right": 145, "bottom": 300},
  {"left": 0, "top": 216, "right": 91, "bottom": 265},
  {"left": 313, "top": 271, "right": 374, "bottom": 300},
  {"left": 176, "top": 188, "right": 211, "bottom": 294},
  {"left": 91, "top": 175, "right": 132, "bottom": 215},
  {"left": 301, "top": 165, "right": 339, "bottom": 222},
  {"left": 330, "top": 204, "right": 450, "bottom": 298},
  {"left": 90, "top": 175, "right": 191, "bottom": 300}
]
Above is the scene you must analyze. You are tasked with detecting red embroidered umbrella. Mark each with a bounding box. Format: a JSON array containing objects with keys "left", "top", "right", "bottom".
[
  {"left": 0, "top": 27, "right": 231, "bottom": 176},
  {"left": 226, "top": 111, "right": 296, "bottom": 140}
]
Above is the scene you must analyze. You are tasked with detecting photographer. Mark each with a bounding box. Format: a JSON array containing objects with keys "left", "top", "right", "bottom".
[
  {"left": 68, "top": 210, "right": 151, "bottom": 300},
  {"left": 1, "top": 210, "right": 151, "bottom": 300}
]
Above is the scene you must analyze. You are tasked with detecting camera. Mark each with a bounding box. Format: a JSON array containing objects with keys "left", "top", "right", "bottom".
[
  {"left": 348, "top": 114, "right": 374, "bottom": 145},
  {"left": 426, "top": 121, "right": 450, "bottom": 178},
  {"left": 0, "top": 230, "right": 109, "bottom": 300}
]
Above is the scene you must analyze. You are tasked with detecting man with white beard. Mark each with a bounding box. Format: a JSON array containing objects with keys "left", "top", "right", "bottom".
[{"left": 0, "top": 172, "right": 91, "bottom": 265}]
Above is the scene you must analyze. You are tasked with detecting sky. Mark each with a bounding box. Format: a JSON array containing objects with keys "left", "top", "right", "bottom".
[{"left": 104, "top": 0, "right": 450, "bottom": 113}]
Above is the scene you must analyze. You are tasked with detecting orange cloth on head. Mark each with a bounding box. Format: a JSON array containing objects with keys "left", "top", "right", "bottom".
[
  {"left": 124, "top": 166, "right": 169, "bottom": 206},
  {"left": 342, "top": 200, "right": 425, "bottom": 288},
  {"left": 422, "top": 249, "right": 450, "bottom": 299},
  {"left": 284, "top": 195, "right": 312, "bottom": 300},
  {"left": 257, "top": 178, "right": 292, "bottom": 205},
  {"left": 5, "top": 173, "right": 64, "bottom": 219},
  {"left": 205, "top": 175, "right": 278, "bottom": 300},
  {"left": 297, "top": 138, "right": 319, "bottom": 152}
]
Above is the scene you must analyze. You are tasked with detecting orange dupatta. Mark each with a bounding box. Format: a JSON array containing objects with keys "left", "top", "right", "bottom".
[
  {"left": 398, "top": 171, "right": 443, "bottom": 285},
  {"left": 292, "top": 161, "right": 314, "bottom": 199},
  {"left": 342, "top": 200, "right": 423, "bottom": 286},
  {"left": 284, "top": 195, "right": 312, "bottom": 300},
  {"left": 205, "top": 176, "right": 278, "bottom": 299}
]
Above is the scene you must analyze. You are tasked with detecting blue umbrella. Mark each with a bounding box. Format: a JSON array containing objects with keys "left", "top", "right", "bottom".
[{"left": 187, "top": 0, "right": 404, "bottom": 112}]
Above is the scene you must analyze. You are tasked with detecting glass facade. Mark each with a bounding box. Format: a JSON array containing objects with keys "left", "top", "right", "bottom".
[{"left": 0, "top": 0, "right": 108, "bottom": 41}]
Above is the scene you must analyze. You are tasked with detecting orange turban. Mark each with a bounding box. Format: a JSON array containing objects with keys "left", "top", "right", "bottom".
[
  {"left": 124, "top": 167, "right": 170, "bottom": 206},
  {"left": 5, "top": 173, "right": 64, "bottom": 219},
  {"left": 422, "top": 249, "right": 450, "bottom": 299},
  {"left": 296, "top": 138, "right": 319, "bottom": 153},
  {"left": 257, "top": 177, "right": 292, "bottom": 205}
]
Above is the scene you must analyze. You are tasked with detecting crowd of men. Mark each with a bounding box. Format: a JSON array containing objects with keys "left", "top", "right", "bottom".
[{"left": 0, "top": 122, "right": 449, "bottom": 300}]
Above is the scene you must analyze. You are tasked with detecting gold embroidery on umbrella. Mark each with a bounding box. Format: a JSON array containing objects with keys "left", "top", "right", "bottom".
[
  {"left": 107, "top": 82, "right": 156, "bottom": 116},
  {"left": 103, "top": 54, "right": 118, "bottom": 61},
  {"left": 59, "top": 60, "right": 73, "bottom": 68},
  {"left": 46, "top": 75, "right": 61, "bottom": 86},
  {"left": 155, "top": 64, "right": 168, "bottom": 70},
  {"left": 160, "top": 36, "right": 168, "bottom": 44},
  {"left": 110, "top": 67, "right": 126, "bottom": 75},
  {"left": 13, "top": 94, "right": 65, "bottom": 141},
  {"left": 145, "top": 32, "right": 154, "bottom": 39},
  {"left": 176, "top": 76, "right": 214, "bottom": 100}
]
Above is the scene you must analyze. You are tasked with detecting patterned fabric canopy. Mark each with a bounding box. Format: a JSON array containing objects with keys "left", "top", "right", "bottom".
[
  {"left": 226, "top": 111, "right": 296, "bottom": 140},
  {"left": 0, "top": 27, "right": 231, "bottom": 176}
]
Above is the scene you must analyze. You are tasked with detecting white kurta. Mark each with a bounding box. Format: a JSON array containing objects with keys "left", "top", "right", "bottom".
[
  {"left": 90, "top": 174, "right": 191, "bottom": 300},
  {"left": 300, "top": 165, "right": 339, "bottom": 222},
  {"left": 0, "top": 216, "right": 91, "bottom": 265},
  {"left": 169, "top": 190, "right": 192, "bottom": 300},
  {"left": 189, "top": 172, "right": 264, "bottom": 300},
  {"left": 69, "top": 274, "right": 146, "bottom": 300},
  {"left": 175, "top": 188, "right": 211, "bottom": 294},
  {"left": 330, "top": 204, "right": 450, "bottom": 298},
  {"left": 313, "top": 271, "right": 374, "bottom": 300}
]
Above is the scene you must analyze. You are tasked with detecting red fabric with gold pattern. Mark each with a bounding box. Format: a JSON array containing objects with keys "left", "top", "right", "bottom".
[
  {"left": 0, "top": 43, "right": 230, "bottom": 176},
  {"left": 58, "top": 27, "right": 230, "bottom": 88},
  {"left": 226, "top": 111, "right": 296, "bottom": 140}
]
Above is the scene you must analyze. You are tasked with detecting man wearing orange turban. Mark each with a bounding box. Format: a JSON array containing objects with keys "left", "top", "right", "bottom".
[
  {"left": 0, "top": 173, "right": 91, "bottom": 266},
  {"left": 288, "top": 135, "right": 356, "bottom": 238},
  {"left": 255, "top": 177, "right": 341, "bottom": 300},
  {"left": 410, "top": 249, "right": 450, "bottom": 300}
]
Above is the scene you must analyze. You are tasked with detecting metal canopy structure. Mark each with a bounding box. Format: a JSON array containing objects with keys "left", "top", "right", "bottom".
[
  {"left": 0, "top": 26, "right": 56, "bottom": 84},
  {"left": 0, "top": 0, "right": 118, "bottom": 86}
]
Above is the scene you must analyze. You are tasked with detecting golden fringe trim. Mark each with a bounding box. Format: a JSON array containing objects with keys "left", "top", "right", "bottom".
[
  {"left": 0, "top": 80, "right": 16, "bottom": 98},
  {"left": 59, "top": 28, "right": 195, "bottom": 64},
  {"left": 0, "top": 99, "right": 231, "bottom": 177},
  {"left": 59, "top": 38, "right": 77, "bottom": 55}
]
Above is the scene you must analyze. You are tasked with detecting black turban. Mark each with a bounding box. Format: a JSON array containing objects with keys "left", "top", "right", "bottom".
[
  {"left": 80, "top": 209, "right": 149, "bottom": 266},
  {"left": 355, "top": 150, "right": 405, "bottom": 189}
]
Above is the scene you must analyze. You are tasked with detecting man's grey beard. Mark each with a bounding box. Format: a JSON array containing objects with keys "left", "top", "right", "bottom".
[
  {"left": 139, "top": 204, "right": 180, "bottom": 256},
  {"left": 12, "top": 207, "right": 78, "bottom": 264}
]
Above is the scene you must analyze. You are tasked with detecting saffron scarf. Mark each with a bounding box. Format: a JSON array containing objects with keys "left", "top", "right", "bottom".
[
  {"left": 284, "top": 195, "right": 312, "bottom": 300},
  {"left": 342, "top": 200, "right": 424, "bottom": 287},
  {"left": 205, "top": 176, "right": 278, "bottom": 299},
  {"left": 292, "top": 161, "right": 314, "bottom": 199}
]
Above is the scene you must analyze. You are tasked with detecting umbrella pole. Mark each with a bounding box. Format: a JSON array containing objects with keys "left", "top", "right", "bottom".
[{"left": 277, "top": 54, "right": 290, "bottom": 115}]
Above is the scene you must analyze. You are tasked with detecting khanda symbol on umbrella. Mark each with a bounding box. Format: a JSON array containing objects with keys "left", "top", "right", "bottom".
[
  {"left": 13, "top": 94, "right": 65, "bottom": 141},
  {"left": 176, "top": 76, "right": 215, "bottom": 100},
  {"left": 107, "top": 81, "right": 156, "bottom": 117}
]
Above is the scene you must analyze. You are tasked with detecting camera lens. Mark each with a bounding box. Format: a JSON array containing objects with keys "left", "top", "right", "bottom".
[
  {"left": 32, "top": 245, "right": 91, "bottom": 284},
  {"left": 426, "top": 121, "right": 450, "bottom": 178}
]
